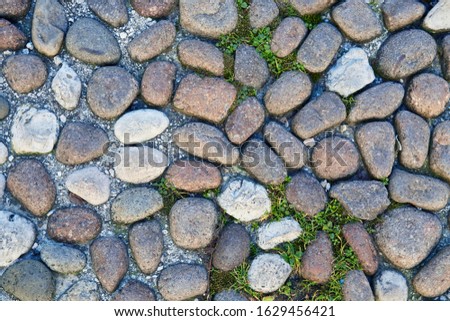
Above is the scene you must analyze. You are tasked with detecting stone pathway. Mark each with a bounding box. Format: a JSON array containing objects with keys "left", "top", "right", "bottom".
[{"left": 0, "top": 0, "right": 450, "bottom": 302}]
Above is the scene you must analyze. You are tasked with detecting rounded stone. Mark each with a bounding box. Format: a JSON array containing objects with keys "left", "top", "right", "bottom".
[
  {"left": 3, "top": 54, "right": 47, "bottom": 94},
  {"left": 343, "top": 270, "right": 374, "bottom": 301},
  {"left": 113, "top": 280, "right": 156, "bottom": 301},
  {"left": 47, "top": 207, "right": 102, "bottom": 244},
  {"left": 7, "top": 159, "right": 56, "bottom": 217},
  {"left": 249, "top": 0, "right": 279, "bottom": 29},
  {"left": 311, "top": 136, "right": 360, "bottom": 181},
  {"left": 131, "top": 0, "right": 176, "bottom": 18},
  {"left": 0, "top": 18, "right": 27, "bottom": 51},
  {"left": 271, "top": 17, "right": 307, "bottom": 58},
  {"left": 141, "top": 61, "right": 176, "bottom": 107},
  {"left": 87, "top": 66, "right": 139, "bottom": 120},
  {"left": 129, "top": 220, "right": 164, "bottom": 274},
  {"left": 374, "top": 269, "right": 408, "bottom": 301},
  {"left": 40, "top": 243, "right": 86, "bottom": 274},
  {"left": 381, "top": 0, "right": 426, "bottom": 32},
  {"left": 0, "top": 142, "right": 7, "bottom": 165},
  {"left": 0, "top": 95, "right": 10, "bottom": 120},
  {"left": 234, "top": 44, "right": 269, "bottom": 89},
  {"left": 66, "top": 167, "right": 111, "bottom": 206},
  {"left": 301, "top": 231, "right": 333, "bottom": 284},
  {"left": 65, "top": 18, "right": 121, "bottom": 65},
  {"left": 169, "top": 198, "right": 218, "bottom": 250},
  {"left": 430, "top": 121, "right": 450, "bottom": 183},
  {"left": 178, "top": 39, "right": 224, "bottom": 76},
  {"left": 87, "top": 0, "right": 128, "bottom": 27},
  {"left": 212, "top": 223, "right": 250, "bottom": 271},
  {"left": 248, "top": 254, "right": 292, "bottom": 293},
  {"left": 214, "top": 290, "right": 248, "bottom": 301},
  {"left": 51, "top": 63, "right": 82, "bottom": 110},
  {"left": 422, "top": 0, "right": 450, "bottom": 33},
  {"left": 158, "top": 263, "right": 208, "bottom": 300},
  {"left": 0, "top": 0, "right": 31, "bottom": 20},
  {"left": 111, "top": 187, "right": 163, "bottom": 224},
  {"left": 290, "top": 0, "right": 336, "bottom": 15}
]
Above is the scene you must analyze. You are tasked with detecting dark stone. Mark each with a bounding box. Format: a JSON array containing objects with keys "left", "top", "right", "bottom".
[
  {"left": 301, "top": 231, "right": 333, "bottom": 284},
  {"left": 343, "top": 270, "right": 374, "bottom": 301},
  {"left": 158, "top": 263, "right": 208, "bottom": 300},
  {"left": 212, "top": 224, "right": 250, "bottom": 271},
  {"left": 113, "top": 280, "right": 156, "bottom": 301}
]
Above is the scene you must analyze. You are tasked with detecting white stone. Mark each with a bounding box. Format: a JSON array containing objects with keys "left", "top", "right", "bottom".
[
  {"left": 52, "top": 63, "right": 82, "bottom": 110},
  {"left": 326, "top": 48, "right": 375, "bottom": 97},
  {"left": 0, "top": 211, "right": 37, "bottom": 267},
  {"left": 217, "top": 179, "right": 271, "bottom": 222},
  {"left": 423, "top": 0, "right": 450, "bottom": 33},
  {"left": 0, "top": 174, "right": 5, "bottom": 200},
  {"left": 11, "top": 106, "right": 58, "bottom": 154},
  {"left": 114, "top": 109, "right": 170, "bottom": 144},
  {"left": 0, "top": 142, "right": 8, "bottom": 165},
  {"left": 114, "top": 146, "right": 168, "bottom": 184},
  {"left": 248, "top": 253, "right": 292, "bottom": 293},
  {"left": 374, "top": 270, "right": 408, "bottom": 301},
  {"left": 257, "top": 217, "right": 302, "bottom": 250},
  {"left": 66, "top": 167, "right": 111, "bottom": 205}
]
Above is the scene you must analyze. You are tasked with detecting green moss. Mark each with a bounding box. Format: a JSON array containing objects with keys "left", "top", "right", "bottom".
[
  {"left": 341, "top": 95, "right": 356, "bottom": 112},
  {"left": 209, "top": 268, "right": 237, "bottom": 297}
]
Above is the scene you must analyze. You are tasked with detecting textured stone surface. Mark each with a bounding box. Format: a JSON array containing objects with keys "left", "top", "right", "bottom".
[
  {"left": 173, "top": 74, "right": 236, "bottom": 124},
  {"left": 113, "top": 280, "right": 156, "bottom": 301},
  {"left": 3, "top": 54, "right": 47, "bottom": 94},
  {"left": 52, "top": 63, "right": 82, "bottom": 110},
  {"left": 290, "top": 0, "right": 336, "bottom": 15},
  {"left": 141, "top": 61, "right": 176, "bottom": 107},
  {"left": 88, "top": 0, "right": 128, "bottom": 27},
  {"left": 65, "top": 18, "right": 121, "bottom": 65},
  {"left": 286, "top": 171, "right": 327, "bottom": 216},
  {"left": 375, "top": 207, "right": 442, "bottom": 269},
  {"left": 395, "top": 111, "right": 430, "bottom": 169},
  {"left": 0, "top": 18, "right": 26, "bottom": 51},
  {"left": 91, "top": 237, "right": 129, "bottom": 293},
  {"left": 374, "top": 270, "right": 408, "bottom": 301},
  {"left": 0, "top": 143, "right": 6, "bottom": 165},
  {"left": 388, "top": 169, "right": 449, "bottom": 211},
  {"left": 58, "top": 280, "right": 99, "bottom": 301},
  {"left": 430, "top": 121, "right": 450, "bottom": 183},
  {"left": 249, "top": 0, "right": 279, "bottom": 29},
  {"left": 0, "top": 0, "right": 31, "bottom": 20},
  {"left": 158, "top": 263, "right": 208, "bottom": 300},
  {"left": 381, "top": 0, "right": 425, "bottom": 32},
  {"left": 0, "top": 174, "right": 5, "bottom": 200},
  {"left": 343, "top": 270, "right": 374, "bottom": 301},
  {"left": 0, "top": 95, "right": 9, "bottom": 120},
  {"left": 422, "top": 0, "right": 450, "bottom": 33},
  {"left": 214, "top": 290, "right": 248, "bottom": 301},
  {"left": 330, "top": 180, "right": 389, "bottom": 221},
  {"left": 301, "top": 232, "right": 333, "bottom": 284},
  {"left": 178, "top": 39, "right": 224, "bottom": 76},
  {"left": 271, "top": 17, "right": 307, "bottom": 58},
  {"left": 248, "top": 254, "right": 292, "bottom": 293},
  {"left": 66, "top": 167, "right": 110, "bottom": 206},
  {"left": 264, "top": 71, "right": 312, "bottom": 115},
  {"left": 212, "top": 223, "right": 250, "bottom": 271},
  {"left": 131, "top": 0, "right": 176, "bottom": 18},
  {"left": 217, "top": 178, "right": 271, "bottom": 222},
  {"left": 443, "top": 35, "right": 450, "bottom": 81},
  {"left": 234, "top": 44, "right": 269, "bottom": 89},
  {"left": 257, "top": 217, "right": 302, "bottom": 250},
  {"left": 7, "top": 159, "right": 56, "bottom": 217},
  {"left": 40, "top": 243, "right": 86, "bottom": 274},
  {"left": 292, "top": 91, "right": 346, "bottom": 139}
]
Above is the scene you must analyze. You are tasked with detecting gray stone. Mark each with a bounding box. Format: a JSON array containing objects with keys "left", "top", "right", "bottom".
[
  {"left": 331, "top": 0, "right": 383, "bottom": 43},
  {"left": 88, "top": 0, "right": 128, "bottom": 27},
  {"left": 56, "top": 122, "right": 109, "bottom": 165},
  {"left": 355, "top": 121, "right": 395, "bottom": 179},
  {"left": 178, "top": 39, "right": 224, "bottom": 76},
  {"left": 66, "top": 167, "right": 110, "bottom": 206},
  {"left": 58, "top": 280, "right": 99, "bottom": 301},
  {"left": 301, "top": 232, "right": 333, "bottom": 284},
  {"left": 217, "top": 178, "right": 271, "bottom": 222},
  {"left": 114, "top": 146, "right": 168, "bottom": 184},
  {"left": 169, "top": 198, "right": 218, "bottom": 250},
  {"left": 249, "top": 0, "right": 279, "bottom": 29},
  {"left": 0, "top": 95, "right": 10, "bottom": 120},
  {"left": 131, "top": 0, "right": 176, "bottom": 18},
  {"left": 263, "top": 121, "right": 308, "bottom": 169},
  {"left": 173, "top": 74, "right": 236, "bottom": 124},
  {"left": 3, "top": 54, "right": 47, "bottom": 94},
  {"left": 11, "top": 106, "right": 58, "bottom": 155},
  {"left": 225, "top": 97, "right": 265, "bottom": 145},
  {"left": 290, "top": 0, "right": 336, "bottom": 15},
  {"left": 180, "top": 0, "right": 238, "bottom": 39},
  {"left": 0, "top": 0, "right": 31, "bottom": 20},
  {"left": 422, "top": 0, "right": 450, "bottom": 33},
  {"left": 0, "top": 260, "right": 55, "bottom": 301},
  {"left": 129, "top": 220, "right": 163, "bottom": 274},
  {"left": 395, "top": 111, "right": 430, "bottom": 169},
  {"left": 235, "top": 44, "right": 269, "bottom": 89},
  {"left": 405, "top": 73, "right": 450, "bottom": 119},
  {"left": 311, "top": 136, "right": 360, "bottom": 181},
  {"left": 113, "top": 280, "right": 155, "bottom": 301},
  {"left": 347, "top": 82, "right": 404, "bottom": 124},
  {"left": 0, "top": 18, "right": 26, "bottom": 51},
  {"left": 158, "top": 263, "right": 208, "bottom": 300},
  {"left": 375, "top": 207, "right": 442, "bottom": 269},
  {"left": 375, "top": 29, "right": 437, "bottom": 80},
  {"left": 141, "top": 61, "right": 176, "bottom": 107},
  {"left": 248, "top": 254, "right": 292, "bottom": 293},
  {"left": 271, "top": 17, "right": 307, "bottom": 58},
  {"left": 127, "top": 20, "right": 176, "bottom": 63},
  {"left": 430, "top": 121, "right": 450, "bottom": 183},
  {"left": 286, "top": 171, "right": 327, "bottom": 217},
  {"left": 173, "top": 122, "right": 240, "bottom": 166},
  {"left": 242, "top": 140, "right": 287, "bottom": 185},
  {"left": 326, "top": 48, "right": 375, "bottom": 97},
  {"left": 330, "top": 180, "right": 390, "bottom": 221},
  {"left": 297, "top": 22, "right": 342, "bottom": 73},
  {"left": 0, "top": 174, "right": 4, "bottom": 200},
  {"left": 443, "top": 35, "right": 450, "bottom": 81},
  {"left": 111, "top": 188, "right": 163, "bottom": 224},
  {"left": 214, "top": 290, "right": 248, "bottom": 301},
  {"left": 257, "top": 217, "right": 302, "bottom": 250},
  {"left": 0, "top": 142, "right": 6, "bottom": 165},
  {"left": 381, "top": 0, "right": 425, "bottom": 32},
  {"left": 264, "top": 71, "right": 312, "bottom": 115},
  {"left": 87, "top": 66, "right": 139, "bottom": 120},
  {"left": 65, "top": 18, "right": 121, "bottom": 65},
  {"left": 292, "top": 91, "right": 346, "bottom": 139},
  {"left": 0, "top": 211, "right": 36, "bottom": 267},
  {"left": 413, "top": 246, "right": 450, "bottom": 298},
  {"left": 388, "top": 169, "right": 449, "bottom": 211},
  {"left": 374, "top": 270, "right": 408, "bottom": 301},
  {"left": 31, "top": 0, "right": 67, "bottom": 57},
  {"left": 40, "top": 243, "right": 86, "bottom": 274},
  {"left": 212, "top": 223, "right": 250, "bottom": 271},
  {"left": 7, "top": 159, "right": 56, "bottom": 217},
  {"left": 114, "top": 109, "right": 169, "bottom": 144},
  {"left": 52, "top": 63, "right": 82, "bottom": 110},
  {"left": 90, "top": 237, "right": 129, "bottom": 293},
  {"left": 343, "top": 270, "right": 374, "bottom": 301}
]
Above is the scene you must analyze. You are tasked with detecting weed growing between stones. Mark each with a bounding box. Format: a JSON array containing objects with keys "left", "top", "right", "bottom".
[{"left": 341, "top": 95, "right": 356, "bottom": 112}]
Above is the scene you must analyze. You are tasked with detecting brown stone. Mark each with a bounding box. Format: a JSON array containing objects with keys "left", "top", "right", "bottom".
[
  {"left": 430, "top": 120, "right": 450, "bottom": 183},
  {"left": 131, "top": 0, "right": 176, "bottom": 18},
  {"left": 178, "top": 39, "right": 224, "bottom": 76},
  {"left": 301, "top": 231, "right": 333, "bottom": 284},
  {"left": 113, "top": 280, "right": 156, "bottom": 301},
  {"left": 141, "top": 61, "right": 176, "bottom": 107},
  {"left": 0, "top": 19, "right": 26, "bottom": 51},
  {"left": 343, "top": 270, "right": 374, "bottom": 301},
  {"left": 3, "top": 54, "right": 47, "bottom": 94},
  {"left": 0, "top": 0, "right": 31, "bottom": 20}
]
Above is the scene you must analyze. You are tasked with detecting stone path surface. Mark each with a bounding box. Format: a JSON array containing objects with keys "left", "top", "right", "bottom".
[{"left": 0, "top": 0, "right": 450, "bottom": 302}]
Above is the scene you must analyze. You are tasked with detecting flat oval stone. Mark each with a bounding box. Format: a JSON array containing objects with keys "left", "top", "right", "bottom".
[
  {"left": 158, "top": 263, "right": 208, "bottom": 300},
  {"left": 249, "top": 0, "right": 279, "bottom": 29},
  {"left": 212, "top": 223, "right": 250, "bottom": 271},
  {"left": 114, "top": 109, "right": 169, "bottom": 144},
  {"left": 47, "top": 207, "right": 102, "bottom": 244},
  {"left": 40, "top": 243, "right": 86, "bottom": 274},
  {"left": 3, "top": 54, "right": 47, "bottom": 94},
  {"left": 257, "top": 217, "right": 302, "bottom": 250},
  {"left": 178, "top": 39, "right": 224, "bottom": 76},
  {"left": 0, "top": 18, "right": 26, "bottom": 51},
  {"left": 343, "top": 270, "right": 374, "bottom": 301},
  {"left": 234, "top": 44, "right": 269, "bottom": 89},
  {"left": 141, "top": 61, "right": 176, "bottom": 107},
  {"left": 301, "top": 231, "right": 333, "bottom": 284},
  {"left": 271, "top": 17, "right": 307, "bottom": 58},
  {"left": 88, "top": 0, "right": 128, "bottom": 27},
  {"left": 381, "top": 0, "right": 425, "bottom": 32},
  {"left": 290, "top": 0, "right": 336, "bottom": 15},
  {"left": 65, "top": 18, "right": 121, "bottom": 65},
  {"left": 66, "top": 167, "right": 110, "bottom": 206},
  {"left": 113, "top": 280, "right": 156, "bottom": 301},
  {"left": 131, "top": 0, "right": 176, "bottom": 18},
  {"left": 248, "top": 254, "right": 292, "bottom": 293},
  {"left": 214, "top": 290, "right": 248, "bottom": 301},
  {"left": 422, "top": 0, "right": 450, "bottom": 33},
  {"left": 430, "top": 121, "right": 450, "bottom": 183}
]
